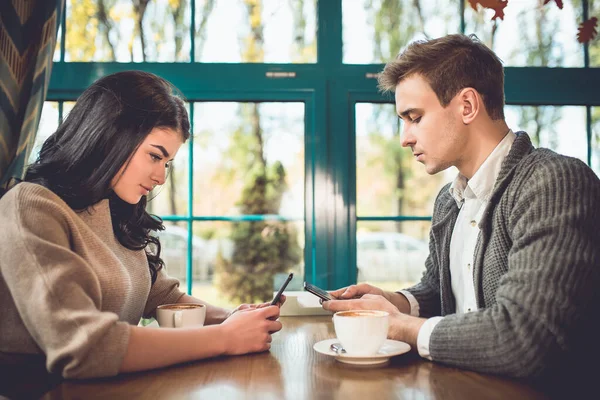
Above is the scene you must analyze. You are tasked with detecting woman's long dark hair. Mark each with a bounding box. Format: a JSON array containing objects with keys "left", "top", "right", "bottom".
[{"left": 24, "top": 71, "right": 190, "bottom": 284}]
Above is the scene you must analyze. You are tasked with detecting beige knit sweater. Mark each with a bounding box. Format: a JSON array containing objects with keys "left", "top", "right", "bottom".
[{"left": 0, "top": 183, "right": 184, "bottom": 378}]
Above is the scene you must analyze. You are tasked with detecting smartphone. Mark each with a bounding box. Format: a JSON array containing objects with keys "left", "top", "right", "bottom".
[
  {"left": 270, "top": 272, "right": 294, "bottom": 306},
  {"left": 303, "top": 282, "right": 334, "bottom": 302}
]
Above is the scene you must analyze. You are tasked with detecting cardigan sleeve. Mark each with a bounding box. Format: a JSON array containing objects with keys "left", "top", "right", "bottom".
[
  {"left": 0, "top": 189, "right": 130, "bottom": 379},
  {"left": 427, "top": 157, "right": 600, "bottom": 378}
]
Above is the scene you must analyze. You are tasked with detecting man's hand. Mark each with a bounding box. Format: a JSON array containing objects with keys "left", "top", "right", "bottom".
[
  {"left": 328, "top": 284, "right": 411, "bottom": 314},
  {"left": 322, "top": 294, "right": 401, "bottom": 316},
  {"left": 322, "top": 294, "right": 426, "bottom": 348},
  {"left": 329, "top": 283, "right": 385, "bottom": 300}
]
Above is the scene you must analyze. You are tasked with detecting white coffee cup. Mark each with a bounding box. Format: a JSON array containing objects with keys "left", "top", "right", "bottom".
[
  {"left": 156, "top": 303, "right": 206, "bottom": 328},
  {"left": 332, "top": 310, "right": 389, "bottom": 356}
]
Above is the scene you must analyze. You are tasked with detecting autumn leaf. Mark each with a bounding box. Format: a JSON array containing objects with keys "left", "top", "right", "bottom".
[
  {"left": 468, "top": 0, "right": 509, "bottom": 21},
  {"left": 543, "top": 0, "right": 563, "bottom": 9},
  {"left": 577, "top": 17, "right": 598, "bottom": 44}
]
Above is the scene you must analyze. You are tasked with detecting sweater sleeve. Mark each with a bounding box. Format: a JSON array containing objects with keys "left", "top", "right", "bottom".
[
  {"left": 143, "top": 267, "right": 185, "bottom": 318},
  {"left": 428, "top": 158, "right": 600, "bottom": 378},
  {"left": 0, "top": 191, "right": 130, "bottom": 379}
]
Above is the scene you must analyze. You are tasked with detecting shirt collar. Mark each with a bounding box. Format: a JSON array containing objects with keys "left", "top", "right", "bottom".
[{"left": 449, "top": 130, "right": 516, "bottom": 207}]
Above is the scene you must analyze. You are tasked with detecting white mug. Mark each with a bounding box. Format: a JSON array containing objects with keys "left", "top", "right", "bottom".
[
  {"left": 156, "top": 303, "right": 206, "bottom": 328},
  {"left": 332, "top": 310, "right": 389, "bottom": 356}
]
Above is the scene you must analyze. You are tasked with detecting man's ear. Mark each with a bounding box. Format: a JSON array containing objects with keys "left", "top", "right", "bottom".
[{"left": 458, "top": 88, "right": 480, "bottom": 125}]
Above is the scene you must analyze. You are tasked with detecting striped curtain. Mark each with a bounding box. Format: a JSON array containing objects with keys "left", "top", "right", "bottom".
[{"left": 0, "top": 0, "right": 64, "bottom": 191}]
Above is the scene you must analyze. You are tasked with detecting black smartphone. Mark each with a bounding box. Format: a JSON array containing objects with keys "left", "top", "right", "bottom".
[
  {"left": 303, "top": 282, "right": 334, "bottom": 302},
  {"left": 270, "top": 272, "right": 294, "bottom": 306}
]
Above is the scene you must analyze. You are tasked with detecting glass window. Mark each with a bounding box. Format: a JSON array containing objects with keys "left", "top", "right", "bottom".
[
  {"left": 592, "top": 107, "right": 600, "bottom": 176},
  {"left": 359, "top": 240, "right": 386, "bottom": 251},
  {"left": 396, "top": 240, "right": 420, "bottom": 252},
  {"left": 28, "top": 102, "right": 59, "bottom": 165},
  {"left": 195, "top": 0, "right": 317, "bottom": 63},
  {"left": 465, "top": 0, "right": 584, "bottom": 67},
  {"left": 54, "top": 22, "right": 62, "bottom": 62},
  {"left": 190, "top": 221, "right": 305, "bottom": 308},
  {"left": 192, "top": 102, "right": 305, "bottom": 218},
  {"left": 591, "top": 0, "right": 600, "bottom": 67},
  {"left": 61, "top": 101, "right": 77, "bottom": 123},
  {"left": 343, "top": 0, "right": 460, "bottom": 64},
  {"left": 28, "top": 101, "right": 82, "bottom": 166},
  {"left": 355, "top": 103, "right": 455, "bottom": 217},
  {"left": 356, "top": 221, "right": 430, "bottom": 289},
  {"left": 155, "top": 221, "right": 192, "bottom": 283},
  {"left": 505, "top": 106, "right": 588, "bottom": 162},
  {"left": 65, "top": 0, "right": 191, "bottom": 62},
  {"left": 189, "top": 101, "right": 305, "bottom": 307}
]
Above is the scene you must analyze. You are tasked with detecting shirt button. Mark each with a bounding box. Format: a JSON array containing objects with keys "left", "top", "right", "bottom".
[
  {"left": 467, "top": 308, "right": 472, "bottom": 312},
  {"left": 470, "top": 220, "right": 477, "bottom": 227},
  {"left": 467, "top": 263, "right": 471, "bottom": 270}
]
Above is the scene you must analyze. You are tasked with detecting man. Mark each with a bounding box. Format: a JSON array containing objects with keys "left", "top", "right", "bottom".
[{"left": 323, "top": 34, "right": 600, "bottom": 386}]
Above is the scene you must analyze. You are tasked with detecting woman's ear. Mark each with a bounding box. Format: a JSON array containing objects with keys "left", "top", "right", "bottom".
[{"left": 459, "top": 88, "right": 480, "bottom": 125}]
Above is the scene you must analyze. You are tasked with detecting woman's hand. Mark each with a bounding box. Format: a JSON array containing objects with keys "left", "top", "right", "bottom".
[
  {"left": 259, "top": 294, "right": 286, "bottom": 308},
  {"left": 232, "top": 303, "right": 258, "bottom": 312},
  {"left": 220, "top": 306, "right": 282, "bottom": 355},
  {"left": 226, "top": 295, "right": 287, "bottom": 319}
]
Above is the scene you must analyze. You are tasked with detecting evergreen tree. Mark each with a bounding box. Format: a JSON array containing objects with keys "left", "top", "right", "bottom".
[{"left": 216, "top": 162, "right": 302, "bottom": 304}]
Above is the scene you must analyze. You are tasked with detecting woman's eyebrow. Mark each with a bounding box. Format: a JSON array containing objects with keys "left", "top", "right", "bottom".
[{"left": 150, "top": 144, "right": 173, "bottom": 160}]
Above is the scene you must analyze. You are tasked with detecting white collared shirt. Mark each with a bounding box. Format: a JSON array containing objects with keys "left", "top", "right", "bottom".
[{"left": 401, "top": 130, "right": 516, "bottom": 360}]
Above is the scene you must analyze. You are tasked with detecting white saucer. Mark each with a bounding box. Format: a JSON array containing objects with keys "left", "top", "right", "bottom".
[{"left": 313, "top": 338, "right": 411, "bottom": 365}]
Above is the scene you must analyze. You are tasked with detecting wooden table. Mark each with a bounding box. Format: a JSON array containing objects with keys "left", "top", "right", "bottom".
[{"left": 4, "top": 316, "right": 551, "bottom": 399}]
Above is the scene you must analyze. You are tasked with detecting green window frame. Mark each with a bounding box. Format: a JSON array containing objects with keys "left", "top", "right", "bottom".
[{"left": 46, "top": 0, "right": 600, "bottom": 291}]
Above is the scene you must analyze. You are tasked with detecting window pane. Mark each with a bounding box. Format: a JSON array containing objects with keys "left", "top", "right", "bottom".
[
  {"left": 355, "top": 103, "right": 456, "bottom": 217},
  {"left": 28, "top": 102, "right": 59, "bottom": 165},
  {"left": 155, "top": 221, "right": 192, "bottom": 283},
  {"left": 194, "top": 0, "right": 316, "bottom": 63},
  {"left": 61, "top": 101, "right": 76, "bottom": 124},
  {"left": 54, "top": 23, "right": 62, "bottom": 62},
  {"left": 465, "top": 0, "right": 583, "bottom": 67},
  {"left": 65, "top": 0, "right": 191, "bottom": 62},
  {"left": 190, "top": 221, "right": 305, "bottom": 309},
  {"left": 191, "top": 102, "right": 305, "bottom": 307},
  {"left": 29, "top": 101, "right": 78, "bottom": 166},
  {"left": 591, "top": 0, "right": 600, "bottom": 67},
  {"left": 343, "top": 0, "right": 460, "bottom": 64},
  {"left": 193, "top": 102, "right": 305, "bottom": 218},
  {"left": 505, "top": 106, "right": 587, "bottom": 162},
  {"left": 592, "top": 107, "right": 600, "bottom": 176},
  {"left": 357, "top": 221, "right": 430, "bottom": 289}
]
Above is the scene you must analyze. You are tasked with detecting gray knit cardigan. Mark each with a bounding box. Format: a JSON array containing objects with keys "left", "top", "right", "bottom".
[{"left": 406, "top": 132, "right": 600, "bottom": 379}]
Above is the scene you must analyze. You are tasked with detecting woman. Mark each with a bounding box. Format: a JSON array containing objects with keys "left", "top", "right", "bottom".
[{"left": 0, "top": 71, "right": 283, "bottom": 379}]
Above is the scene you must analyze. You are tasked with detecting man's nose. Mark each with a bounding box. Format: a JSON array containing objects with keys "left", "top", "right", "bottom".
[{"left": 400, "top": 126, "right": 415, "bottom": 148}]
